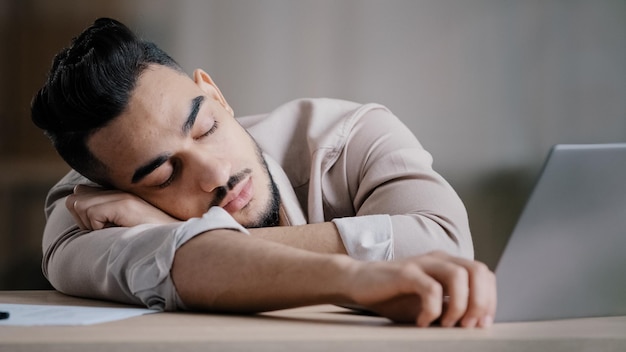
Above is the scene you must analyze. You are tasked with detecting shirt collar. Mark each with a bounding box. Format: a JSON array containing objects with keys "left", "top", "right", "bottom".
[{"left": 263, "top": 153, "right": 307, "bottom": 226}]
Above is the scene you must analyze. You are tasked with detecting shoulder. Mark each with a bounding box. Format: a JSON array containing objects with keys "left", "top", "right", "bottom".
[
  {"left": 241, "top": 98, "right": 391, "bottom": 151},
  {"left": 238, "top": 98, "right": 396, "bottom": 187}
]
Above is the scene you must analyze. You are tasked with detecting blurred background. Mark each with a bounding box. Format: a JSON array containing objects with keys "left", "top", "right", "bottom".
[{"left": 1, "top": 0, "right": 624, "bottom": 289}]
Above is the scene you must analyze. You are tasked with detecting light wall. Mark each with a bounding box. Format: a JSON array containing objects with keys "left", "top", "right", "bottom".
[{"left": 131, "top": 0, "right": 626, "bottom": 266}]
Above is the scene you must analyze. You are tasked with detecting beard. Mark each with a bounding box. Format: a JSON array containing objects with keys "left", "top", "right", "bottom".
[
  {"left": 240, "top": 140, "right": 281, "bottom": 229},
  {"left": 209, "top": 151, "right": 281, "bottom": 228},
  {"left": 244, "top": 169, "right": 280, "bottom": 228},
  {"left": 208, "top": 126, "right": 281, "bottom": 228}
]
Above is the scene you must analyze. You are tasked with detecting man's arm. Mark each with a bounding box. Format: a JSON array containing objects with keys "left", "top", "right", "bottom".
[
  {"left": 42, "top": 172, "right": 249, "bottom": 310},
  {"left": 67, "top": 184, "right": 348, "bottom": 256},
  {"left": 45, "top": 173, "right": 496, "bottom": 326},
  {"left": 172, "top": 230, "right": 496, "bottom": 327}
]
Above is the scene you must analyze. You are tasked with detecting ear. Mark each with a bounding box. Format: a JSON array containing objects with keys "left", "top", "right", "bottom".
[{"left": 193, "top": 69, "right": 234, "bottom": 116}]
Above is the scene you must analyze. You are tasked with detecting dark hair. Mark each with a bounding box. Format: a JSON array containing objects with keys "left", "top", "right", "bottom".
[{"left": 31, "top": 18, "right": 182, "bottom": 186}]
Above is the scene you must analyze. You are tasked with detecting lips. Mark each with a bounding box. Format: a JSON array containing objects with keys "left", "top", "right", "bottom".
[{"left": 222, "top": 176, "right": 254, "bottom": 213}]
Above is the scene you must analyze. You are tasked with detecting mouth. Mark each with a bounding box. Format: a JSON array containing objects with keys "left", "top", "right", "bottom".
[{"left": 221, "top": 176, "right": 254, "bottom": 214}]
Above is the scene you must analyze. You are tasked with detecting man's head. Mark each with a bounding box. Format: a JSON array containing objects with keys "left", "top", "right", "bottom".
[
  {"left": 32, "top": 18, "right": 280, "bottom": 227},
  {"left": 32, "top": 18, "right": 181, "bottom": 187}
]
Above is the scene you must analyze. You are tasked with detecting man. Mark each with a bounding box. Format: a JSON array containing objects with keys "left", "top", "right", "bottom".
[{"left": 32, "top": 18, "right": 496, "bottom": 327}]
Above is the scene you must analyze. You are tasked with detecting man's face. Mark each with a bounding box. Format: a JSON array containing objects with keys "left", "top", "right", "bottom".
[{"left": 88, "top": 65, "right": 279, "bottom": 227}]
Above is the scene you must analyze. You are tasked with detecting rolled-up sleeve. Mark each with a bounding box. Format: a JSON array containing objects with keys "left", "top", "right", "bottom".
[
  {"left": 326, "top": 106, "right": 473, "bottom": 261},
  {"left": 41, "top": 172, "right": 248, "bottom": 311},
  {"left": 332, "top": 214, "right": 393, "bottom": 261}
]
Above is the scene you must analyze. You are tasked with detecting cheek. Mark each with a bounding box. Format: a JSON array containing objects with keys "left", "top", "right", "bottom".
[{"left": 220, "top": 119, "right": 256, "bottom": 152}]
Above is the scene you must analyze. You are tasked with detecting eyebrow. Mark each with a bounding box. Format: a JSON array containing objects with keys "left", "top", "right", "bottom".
[
  {"left": 130, "top": 96, "right": 204, "bottom": 185},
  {"left": 182, "top": 96, "right": 205, "bottom": 135},
  {"left": 131, "top": 154, "right": 170, "bottom": 184}
]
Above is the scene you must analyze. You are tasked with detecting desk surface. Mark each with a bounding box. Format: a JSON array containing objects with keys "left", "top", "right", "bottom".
[{"left": 1, "top": 291, "right": 625, "bottom": 352}]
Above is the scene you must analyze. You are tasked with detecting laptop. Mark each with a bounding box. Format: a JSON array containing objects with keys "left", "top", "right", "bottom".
[{"left": 495, "top": 143, "right": 626, "bottom": 322}]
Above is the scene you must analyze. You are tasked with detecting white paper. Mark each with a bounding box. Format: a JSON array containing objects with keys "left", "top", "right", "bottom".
[{"left": 0, "top": 303, "right": 157, "bottom": 326}]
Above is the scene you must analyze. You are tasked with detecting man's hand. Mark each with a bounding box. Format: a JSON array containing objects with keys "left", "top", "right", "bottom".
[
  {"left": 347, "top": 251, "right": 496, "bottom": 327},
  {"left": 66, "top": 184, "right": 178, "bottom": 230}
]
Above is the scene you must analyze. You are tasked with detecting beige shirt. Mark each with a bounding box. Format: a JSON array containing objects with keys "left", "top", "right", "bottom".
[{"left": 41, "top": 98, "right": 472, "bottom": 311}]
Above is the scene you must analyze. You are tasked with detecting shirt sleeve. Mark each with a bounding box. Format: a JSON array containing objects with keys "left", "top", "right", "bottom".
[
  {"left": 332, "top": 214, "right": 394, "bottom": 261},
  {"left": 329, "top": 106, "right": 473, "bottom": 261},
  {"left": 41, "top": 171, "right": 248, "bottom": 311}
]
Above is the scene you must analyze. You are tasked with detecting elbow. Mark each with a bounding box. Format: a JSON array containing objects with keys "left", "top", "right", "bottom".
[
  {"left": 437, "top": 213, "right": 474, "bottom": 259},
  {"left": 41, "top": 249, "right": 72, "bottom": 295},
  {"left": 391, "top": 214, "right": 474, "bottom": 260}
]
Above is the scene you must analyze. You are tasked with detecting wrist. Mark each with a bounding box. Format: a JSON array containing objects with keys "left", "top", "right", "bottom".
[{"left": 329, "top": 254, "right": 362, "bottom": 305}]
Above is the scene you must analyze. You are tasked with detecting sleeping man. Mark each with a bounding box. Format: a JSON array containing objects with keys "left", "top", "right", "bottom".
[{"left": 31, "top": 18, "right": 496, "bottom": 327}]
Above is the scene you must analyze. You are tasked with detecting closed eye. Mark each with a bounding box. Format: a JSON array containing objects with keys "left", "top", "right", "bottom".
[
  {"left": 196, "top": 120, "right": 219, "bottom": 140},
  {"left": 158, "top": 160, "right": 179, "bottom": 189},
  {"left": 159, "top": 121, "right": 218, "bottom": 189}
]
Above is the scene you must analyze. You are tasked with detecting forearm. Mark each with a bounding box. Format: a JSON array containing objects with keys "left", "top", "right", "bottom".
[
  {"left": 172, "top": 229, "right": 353, "bottom": 312},
  {"left": 171, "top": 231, "right": 497, "bottom": 328},
  {"left": 247, "top": 222, "right": 347, "bottom": 255},
  {"left": 247, "top": 214, "right": 470, "bottom": 263}
]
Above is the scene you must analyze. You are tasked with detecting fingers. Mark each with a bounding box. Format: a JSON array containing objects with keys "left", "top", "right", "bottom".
[
  {"left": 65, "top": 185, "right": 122, "bottom": 230},
  {"left": 454, "top": 259, "right": 497, "bottom": 328},
  {"left": 387, "top": 251, "right": 496, "bottom": 328},
  {"left": 353, "top": 252, "right": 496, "bottom": 328},
  {"left": 66, "top": 196, "right": 87, "bottom": 230},
  {"left": 419, "top": 259, "right": 469, "bottom": 327},
  {"left": 396, "top": 265, "right": 444, "bottom": 327},
  {"left": 418, "top": 251, "right": 497, "bottom": 328},
  {"left": 65, "top": 184, "right": 178, "bottom": 230}
]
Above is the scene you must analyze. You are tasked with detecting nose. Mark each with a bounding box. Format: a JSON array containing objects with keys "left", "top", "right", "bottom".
[{"left": 189, "top": 151, "right": 232, "bottom": 193}]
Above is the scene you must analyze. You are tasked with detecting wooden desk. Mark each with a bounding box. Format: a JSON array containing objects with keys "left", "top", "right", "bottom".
[{"left": 1, "top": 291, "right": 625, "bottom": 351}]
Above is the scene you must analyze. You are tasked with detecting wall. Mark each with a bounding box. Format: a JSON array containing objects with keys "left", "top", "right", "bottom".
[
  {"left": 138, "top": 0, "right": 626, "bottom": 266},
  {"left": 1, "top": 0, "right": 624, "bottom": 288}
]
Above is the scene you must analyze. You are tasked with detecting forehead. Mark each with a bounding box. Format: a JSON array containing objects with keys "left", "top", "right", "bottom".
[
  {"left": 121, "top": 65, "right": 195, "bottom": 128},
  {"left": 87, "top": 65, "right": 199, "bottom": 186}
]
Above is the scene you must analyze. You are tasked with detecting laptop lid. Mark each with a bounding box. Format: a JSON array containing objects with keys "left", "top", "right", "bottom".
[{"left": 495, "top": 143, "right": 626, "bottom": 322}]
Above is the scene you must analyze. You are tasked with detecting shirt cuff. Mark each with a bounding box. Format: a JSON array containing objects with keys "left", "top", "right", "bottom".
[
  {"left": 130, "top": 207, "right": 249, "bottom": 311},
  {"left": 332, "top": 214, "right": 394, "bottom": 261},
  {"left": 174, "top": 206, "right": 250, "bottom": 249}
]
